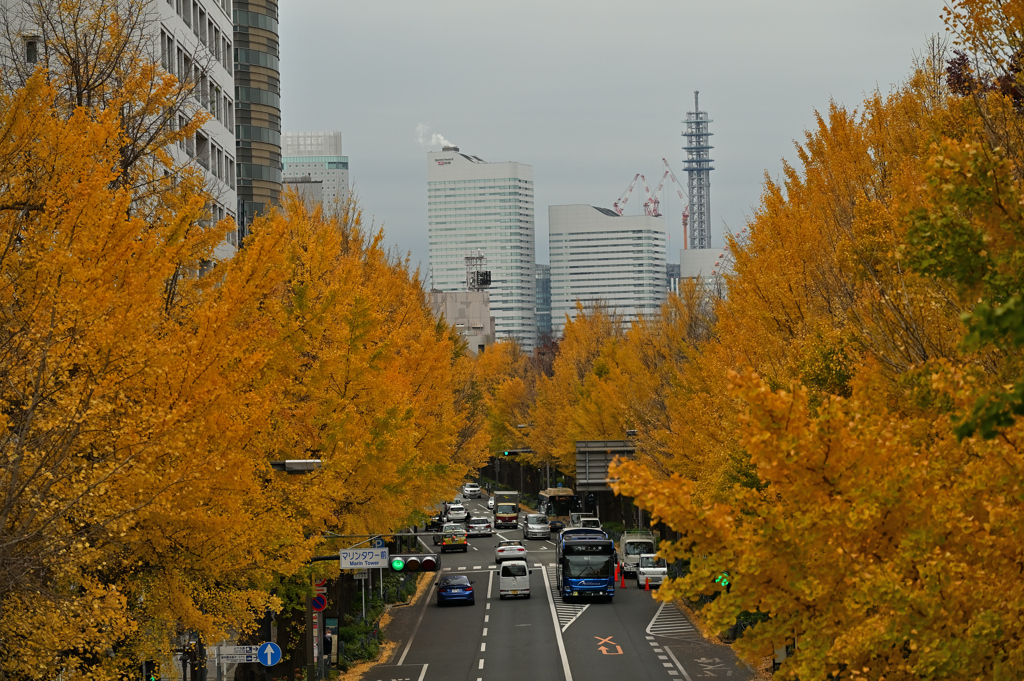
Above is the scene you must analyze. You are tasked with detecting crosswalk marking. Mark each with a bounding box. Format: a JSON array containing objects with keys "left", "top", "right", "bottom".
[
  {"left": 544, "top": 566, "right": 589, "bottom": 632},
  {"left": 646, "top": 601, "right": 700, "bottom": 640}
]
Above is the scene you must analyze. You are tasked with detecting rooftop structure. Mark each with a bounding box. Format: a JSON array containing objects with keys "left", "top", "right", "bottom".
[{"left": 683, "top": 91, "right": 714, "bottom": 250}]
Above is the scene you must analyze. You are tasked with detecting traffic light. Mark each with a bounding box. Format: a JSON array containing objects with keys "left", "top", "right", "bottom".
[
  {"left": 715, "top": 571, "right": 731, "bottom": 591},
  {"left": 503, "top": 451, "right": 510, "bottom": 456},
  {"left": 142, "top": 661, "right": 160, "bottom": 681},
  {"left": 389, "top": 554, "right": 439, "bottom": 572}
]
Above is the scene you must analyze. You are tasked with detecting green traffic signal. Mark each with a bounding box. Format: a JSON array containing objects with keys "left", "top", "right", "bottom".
[{"left": 391, "top": 556, "right": 405, "bottom": 571}]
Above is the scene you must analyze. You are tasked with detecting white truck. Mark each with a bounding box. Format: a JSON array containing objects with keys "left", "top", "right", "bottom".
[
  {"left": 636, "top": 554, "right": 668, "bottom": 588},
  {"left": 618, "top": 530, "right": 657, "bottom": 577},
  {"left": 569, "top": 512, "right": 602, "bottom": 529}
]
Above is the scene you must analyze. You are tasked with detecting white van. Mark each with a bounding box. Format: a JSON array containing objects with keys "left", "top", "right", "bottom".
[{"left": 498, "top": 559, "right": 532, "bottom": 599}]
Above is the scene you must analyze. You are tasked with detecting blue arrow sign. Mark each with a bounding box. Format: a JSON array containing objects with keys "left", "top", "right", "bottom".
[{"left": 257, "top": 642, "right": 281, "bottom": 667}]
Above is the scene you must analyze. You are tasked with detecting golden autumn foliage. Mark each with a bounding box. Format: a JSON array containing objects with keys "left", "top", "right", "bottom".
[
  {"left": 475, "top": 6, "right": 1024, "bottom": 680},
  {"left": 0, "top": 72, "right": 477, "bottom": 678}
]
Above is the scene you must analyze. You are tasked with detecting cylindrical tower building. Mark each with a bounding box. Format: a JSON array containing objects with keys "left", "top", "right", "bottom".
[{"left": 233, "top": 1, "right": 282, "bottom": 235}]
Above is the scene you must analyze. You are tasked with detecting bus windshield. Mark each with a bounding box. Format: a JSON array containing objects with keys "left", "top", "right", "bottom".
[
  {"left": 545, "top": 496, "right": 578, "bottom": 518},
  {"left": 565, "top": 555, "right": 614, "bottom": 578}
]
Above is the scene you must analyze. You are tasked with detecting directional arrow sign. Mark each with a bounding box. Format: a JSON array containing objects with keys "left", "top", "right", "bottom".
[{"left": 257, "top": 642, "right": 282, "bottom": 667}]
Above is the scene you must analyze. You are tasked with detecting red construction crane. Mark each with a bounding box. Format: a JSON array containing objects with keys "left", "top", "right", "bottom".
[
  {"left": 646, "top": 170, "right": 670, "bottom": 217},
  {"left": 613, "top": 173, "right": 640, "bottom": 215},
  {"left": 662, "top": 158, "right": 692, "bottom": 249}
]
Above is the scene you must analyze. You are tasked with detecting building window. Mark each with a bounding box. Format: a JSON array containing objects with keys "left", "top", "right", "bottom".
[{"left": 25, "top": 39, "right": 38, "bottom": 63}]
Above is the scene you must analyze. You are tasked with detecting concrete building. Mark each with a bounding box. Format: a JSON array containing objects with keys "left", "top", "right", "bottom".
[
  {"left": 155, "top": 0, "right": 237, "bottom": 257},
  {"left": 283, "top": 175, "right": 324, "bottom": 212},
  {"left": 430, "top": 291, "right": 496, "bottom": 357},
  {"left": 427, "top": 147, "right": 536, "bottom": 350},
  {"left": 549, "top": 204, "right": 667, "bottom": 338},
  {"left": 234, "top": 1, "right": 282, "bottom": 230},
  {"left": 679, "top": 248, "right": 727, "bottom": 281},
  {"left": 283, "top": 131, "right": 350, "bottom": 212}
]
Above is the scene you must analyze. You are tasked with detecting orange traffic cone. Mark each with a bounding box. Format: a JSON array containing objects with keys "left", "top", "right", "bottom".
[
  {"left": 614, "top": 564, "right": 620, "bottom": 583},
  {"left": 620, "top": 567, "right": 626, "bottom": 589},
  {"left": 645, "top": 577, "right": 651, "bottom": 591}
]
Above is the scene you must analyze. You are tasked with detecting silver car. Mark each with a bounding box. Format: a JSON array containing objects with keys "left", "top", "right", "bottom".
[
  {"left": 522, "top": 513, "right": 551, "bottom": 540},
  {"left": 463, "top": 482, "right": 481, "bottom": 498}
]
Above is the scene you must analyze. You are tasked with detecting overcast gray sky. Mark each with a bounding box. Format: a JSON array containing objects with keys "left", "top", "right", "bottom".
[{"left": 279, "top": 1, "right": 947, "bottom": 271}]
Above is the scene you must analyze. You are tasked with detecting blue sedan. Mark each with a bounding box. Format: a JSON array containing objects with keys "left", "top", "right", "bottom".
[{"left": 436, "top": 575, "right": 475, "bottom": 606}]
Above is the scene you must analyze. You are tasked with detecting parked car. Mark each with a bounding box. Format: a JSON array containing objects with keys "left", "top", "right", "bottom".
[
  {"left": 433, "top": 522, "right": 464, "bottom": 545},
  {"left": 522, "top": 513, "right": 551, "bottom": 540},
  {"left": 446, "top": 503, "right": 469, "bottom": 523},
  {"left": 436, "top": 575, "right": 475, "bottom": 606},
  {"left": 487, "top": 496, "right": 494, "bottom": 510},
  {"left": 425, "top": 513, "right": 445, "bottom": 533},
  {"left": 495, "top": 539, "right": 527, "bottom": 564},
  {"left": 466, "top": 517, "right": 493, "bottom": 537},
  {"left": 441, "top": 529, "right": 469, "bottom": 553},
  {"left": 498, "top": 559, "right": 531, "bottom": 600},
  {"left": 463, "top": 482, "right": 482, "bottom": 498}
]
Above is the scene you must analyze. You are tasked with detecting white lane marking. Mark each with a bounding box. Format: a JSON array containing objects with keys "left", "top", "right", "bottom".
[
  {"left": 474, "top": 566, "right": 482, "bottom": 569},
  {"left": 397, "top": 581, "right": 434, "bottom": 666},
  {"left": 545, "top": 566, "right": 589, "bottom": 632},
  {"left": 665, "top": 647, "right": 694, "bottom": 681},
  {"left": 417, "top": 664, "right": 429, "bottom": 681},
  {"left": 488, "top": 565, "right": 497, "bottom": 569},
  {"left": 480, "top": 642, "right": 486, "bottom": 652},
  {"left": 458, "top": 567, "right": 467, "bottom": 570},
  {"left": 485, "top": 615, "right": 489, "bottom": 623},
  {"left": 646, "top": 601, "right": 699, "bottom": 640},
  {"left": 478, "top": 659, "right": 484, "bottom": 669},
  {"left": 483, "top": 627, "right": 488, "bottom": 636},
  {"left": 473, "top": 547, "right": 479, "bottom": 551},
  {"left": 487, "top": 568, "right": 494, "bottom": 600},
  {"left": 541, "top": 565, "right": 574, "bottom": 681},
  {"left": 486, "top": 603, "right": 491, "bottom": 610}
]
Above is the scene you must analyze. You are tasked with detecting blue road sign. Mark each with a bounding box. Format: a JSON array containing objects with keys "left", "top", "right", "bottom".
[
  {"left": 257, "top": 642, "right": 281, "bottom": 667},
  {"left": 371, "top": 537, "right": 385, "bottom": 548}
]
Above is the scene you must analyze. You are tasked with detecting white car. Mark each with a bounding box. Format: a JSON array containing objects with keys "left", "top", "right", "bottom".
[
  {"left": 495, "top": 539, "right": 527, "bottom": 564},
  {"left": 498, "top": 559, "right": 531, "bottom": 600},
  {"left": 487, "top": 496, "right": 494, "bottom": 510},
  {"left": 463, "top": 482, "right": 481, "bottom": 498},
  {"left": 446, "top": 504, "right": 468, "bottom": 522}
]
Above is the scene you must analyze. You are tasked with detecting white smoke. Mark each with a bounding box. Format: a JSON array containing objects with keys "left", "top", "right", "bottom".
[{"left": 416, "top": 123, "right": 455, "bottom": 148}]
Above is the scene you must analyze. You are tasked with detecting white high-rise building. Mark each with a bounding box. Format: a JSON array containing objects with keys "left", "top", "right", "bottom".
[
  {"left": 11, "top": 0, "right": 239, "bottom": 257},
  {"left": 549, "top": 204, "right": 667, "bottom": 337},
  {"left": 427, "top": 147, "right": 536, "bottom": 350},
  {"left": 283, "top": 131, "right": 350, "bottom": 211}
]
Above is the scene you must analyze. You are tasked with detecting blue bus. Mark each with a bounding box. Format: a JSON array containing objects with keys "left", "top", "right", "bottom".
[{"left": 555, "top": 537, "right": 617, "bottom": 601}]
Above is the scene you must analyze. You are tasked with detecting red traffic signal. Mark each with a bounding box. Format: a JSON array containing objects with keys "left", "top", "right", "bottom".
[{"left": 390, "top": 554, "right": 439, "bottom": 572}]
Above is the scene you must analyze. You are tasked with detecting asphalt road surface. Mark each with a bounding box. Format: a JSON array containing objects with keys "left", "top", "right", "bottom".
[{"left": 363, "top": 495, "right": 753, "bottom": 681}]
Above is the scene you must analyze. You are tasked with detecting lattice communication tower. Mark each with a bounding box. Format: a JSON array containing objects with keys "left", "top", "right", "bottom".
[
  {"left": 466, "top": 250, "right": 491, "bottom": 291},
  {"left": 682, "top": 91, "right": 714, "bottom": 250}
]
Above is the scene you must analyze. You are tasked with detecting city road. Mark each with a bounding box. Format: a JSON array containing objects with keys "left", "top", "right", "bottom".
[{"left": 363, "top": 496, "right": 752, "bottom": 681}]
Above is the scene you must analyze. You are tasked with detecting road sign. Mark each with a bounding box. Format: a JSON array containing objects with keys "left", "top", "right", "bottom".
[
  {"left": 257, "top": 642, "right": 282, "bottom": 667},
  {"left": 353, "top": 569, "right": 369, "bottom": 580},
  {"left": 313, "top": 577, "right": 327, "bottom": 595},
  {"left": 339, "top": 548, "right": 389, "bottom": 569},
  {"left": 220, "top": 654, "right": 259, "bottom": 663},
  {"left": 219, "top": 645, "right": 259, "bottom": 655},
  {"left": 371, "top": 537, "right": 385, "bottom": 548},
  {"left": 311, "top": 594, "right": 327, "bottom": 612}
]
